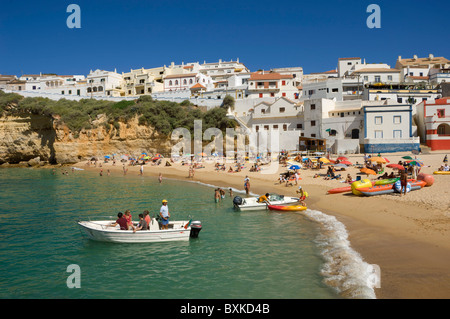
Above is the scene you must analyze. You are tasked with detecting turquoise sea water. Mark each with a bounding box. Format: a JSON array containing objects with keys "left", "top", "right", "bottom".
[{"left": 0, "top": 167, "right": 374, "bottom": 299}]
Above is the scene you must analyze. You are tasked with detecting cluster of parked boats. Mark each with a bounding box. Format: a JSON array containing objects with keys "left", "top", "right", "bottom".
[{"left": 327, "top": 173, "right": 434, "bottom": 196}]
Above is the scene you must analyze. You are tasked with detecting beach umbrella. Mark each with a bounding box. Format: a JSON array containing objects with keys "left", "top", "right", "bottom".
[
  {"left": 402, "top": 156, "right": 413, "bottom": 160},
  {"left": 104, "top": 155, "right": 111, "bottom": 159},
  {"left": 198, "top": 152, "right": 207, "bottom": 156},
  {"left": 340, "top": 160, "right": 352, "bottom": 165},
  {"left": 409, "top": 160, "right": 423, "bottom": 167},
  {"left": 320, "top": 157, "right": 330, "bottom": 163},
  {"left": 387, "top": 164, "right": 405, "bottom": 170},
  {"left": 360, "top": 167, "right": 376, "bottom": 175},
  {"left": 289, "top": 165, "right": 301, "bottom": 170},
  {"left": 337, "top": 156, "right": 348, "bottom": 161},
  {"left": 143, "top": 156, "right": 151, "bottom": 160},
  {"left": 369, "top": 157, "right": 387, "bottom": 164},
  {"left": 335, "top": 163, "right": 348, "bottom": 168}
]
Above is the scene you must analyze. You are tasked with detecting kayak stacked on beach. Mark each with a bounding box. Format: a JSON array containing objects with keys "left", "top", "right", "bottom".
[
  {"left": 351, "top": 178, "right": 429, "bottom": 196},
  {"left": 327, "top": 174, "right": 434, "bottom": 196}
]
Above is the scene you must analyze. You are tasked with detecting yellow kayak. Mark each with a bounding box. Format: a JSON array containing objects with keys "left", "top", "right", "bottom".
[
  {"left": 268, "top": 205, "right": 307, "bottom": 211},
  {"left": 433, "top": 171, "right": 450, "bottom": 175}
]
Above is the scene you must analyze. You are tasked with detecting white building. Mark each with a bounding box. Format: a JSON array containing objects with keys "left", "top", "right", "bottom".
[
  {"left": 300, "top": 97, "right": 420, "bottom": 154},
  {"left": 363, "top": 87, "right": 440, "bottom": 105},
  {"left": 302, "top": 98, "right": 365, "bottom": 153},
  {"left": 395, "top": 54, "right": 450, "bottom": 82},
  {"left": 362, "top": 104, "right": 420, "bottom": 153},
  {"left": 244, "top": 97, "right": 304, "bottom": 151},
  {"left": 429, "top": 68, "right": 450, "bottom": 85},
  {"left": 350, "top": 66, "right": 401, "bottom": 85},
  {"left": 163, "top": 72, "right": 213, "bottom": 92},
  {"left": 415, "top": 97, "right": 450, "bottom": 150},
  {"left": 338, "top": 57, "right": 362, "bottom": 77},
  {"left": 301, "top": 77, "right": 363, "bottom": 101},
  {"left": 247, "top": 71, "right": 301, "bottom": 100},
  {"left": 86, "top": 69, "right": 123, "bottom": 97},
  {"left": 199, "top": 59, "right": 250, "bottom": 81}
]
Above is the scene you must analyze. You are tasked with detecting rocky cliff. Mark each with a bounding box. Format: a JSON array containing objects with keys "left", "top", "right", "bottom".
[{"left": 0, "top": 113, "right": 174, "bottom": 165}]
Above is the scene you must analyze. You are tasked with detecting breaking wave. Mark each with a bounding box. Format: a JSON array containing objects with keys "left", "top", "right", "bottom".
[{"left": 302, "top": 209, "right": 378, "bottom": 299}]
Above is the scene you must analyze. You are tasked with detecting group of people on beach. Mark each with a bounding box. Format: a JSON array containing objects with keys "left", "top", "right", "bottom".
[{"left": 108, "top": 200, "right": 171, "bottom": 232}]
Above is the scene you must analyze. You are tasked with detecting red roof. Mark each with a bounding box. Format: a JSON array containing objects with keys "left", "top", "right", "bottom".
[
  {"left": 249, "top": 72, "right": 293, "bottom": 81},
  {"left": 190, "top": 83, "right": 206, "bottom": 90}
]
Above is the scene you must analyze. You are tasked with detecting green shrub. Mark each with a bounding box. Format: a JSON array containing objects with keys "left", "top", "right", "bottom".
[{"left": 0, "top": 92, "right": 238, "bottom": 136}]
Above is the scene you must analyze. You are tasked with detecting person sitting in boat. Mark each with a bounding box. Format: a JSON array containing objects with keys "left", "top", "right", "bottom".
[
  {"left": 444, "top": 164, "right": 450, "bottom": 171},
  {"left": 135, "top": 213, "right": 148, "bottom": 231},
  {"left": 124, "top": 210, "right": 136, "bottom": 232},
  {"left": 109, "top": 212, "right": 135, "bottom": 232},
  {"left": 257, "top": 193, "right": 270, "bottom": 204},
  {"left": 388, "top": 172, "right": 396, "bottom": 178},
  {"left": 160, "top": 200, "right": 170, "bottom": 230}
]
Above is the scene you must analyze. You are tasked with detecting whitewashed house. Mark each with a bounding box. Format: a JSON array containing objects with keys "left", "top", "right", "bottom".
[
  {"left": 303, "top": 98, "right": 364, "bottom": 154},
  {"left": 395, "top": 54, "right": 450, "bottom": 82},
  {"left": 86, "top": 69, "right": 123, "bottom": 97},
  {"left": 199, "top": 58, "right": 250, "bottom": 82},
  {"left": 247, "top": 71, "right": 301, "bottom": 101},
  {"left": 247, "top": 97, "right": 303, "bottom": 151},
  {"left": 362, "top": 104, "right": 420, "bottom": 153}
]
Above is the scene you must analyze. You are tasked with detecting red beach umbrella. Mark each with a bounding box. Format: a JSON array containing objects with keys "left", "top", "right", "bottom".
[
  {"left": 337, "top": 156, "right": 348, "bottom": 161},
  {"left": 386, "top": 164, "right": 405, "bottom": 170},
  {"left": 340, "top": 160, "right": 352, "bottom": 165}
]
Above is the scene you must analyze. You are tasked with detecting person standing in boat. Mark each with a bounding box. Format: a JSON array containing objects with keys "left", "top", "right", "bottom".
[{"left": 160, "top": 200, "right": 170, "bottom": 230}]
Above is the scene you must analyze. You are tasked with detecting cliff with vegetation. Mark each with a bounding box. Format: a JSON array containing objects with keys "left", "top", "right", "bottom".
[{"left": 0, "top": 91, "right": 236, "bottom": 165}]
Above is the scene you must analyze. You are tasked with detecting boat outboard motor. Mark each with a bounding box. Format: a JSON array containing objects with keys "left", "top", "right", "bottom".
[
  {"left": 190, "top": 221, "right": 202, "bottom": 238},
  {"left": 233, "top": 196, "right": 243, "bottom": 208}
]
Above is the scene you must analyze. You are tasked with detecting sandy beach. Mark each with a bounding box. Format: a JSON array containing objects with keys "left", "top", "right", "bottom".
[{"left": 73, "top": 151, "right": 450, "bottom": 299}]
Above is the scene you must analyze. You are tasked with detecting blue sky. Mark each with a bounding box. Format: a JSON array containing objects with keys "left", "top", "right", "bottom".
[{"left": 0, "top": 0, "right": 448, "bottom": 76}]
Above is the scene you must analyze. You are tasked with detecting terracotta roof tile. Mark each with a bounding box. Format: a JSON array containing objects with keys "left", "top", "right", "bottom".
[{"left": 249, "top": 72, "right": 293, "bottom": 81}]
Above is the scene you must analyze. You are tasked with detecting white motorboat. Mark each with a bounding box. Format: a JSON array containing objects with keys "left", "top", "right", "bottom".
[
  {"left": 78, "top": 217, "right": 202, "bottom": 243},
  {"left": 232, "top": 193, "right": 300, "bottom": 211}
]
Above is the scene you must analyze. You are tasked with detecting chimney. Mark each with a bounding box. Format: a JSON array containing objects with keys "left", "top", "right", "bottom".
[
  {"left": 429, "top": 54, "right": 434, "bottom": 59},
  {"left": 413, "top": 55, "right": 418, "bottom": 60},
  {"left": 398, "top": 55, "right": 402, "bottom": 61}
]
